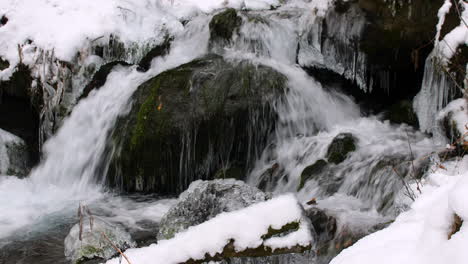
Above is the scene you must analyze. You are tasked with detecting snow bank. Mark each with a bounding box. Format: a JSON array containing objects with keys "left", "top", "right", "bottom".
[
  {"left": 106, "top": 194, "right": 313, "bottom": 264},
  {"left": 330, "top": 155, "right": 468, "bottom": 264},
  {"left": 0, "top": 0, "right": 283, "bottom": 78},
  {"left": 435, "top": 1, "right": 468, "bottom": 61}
]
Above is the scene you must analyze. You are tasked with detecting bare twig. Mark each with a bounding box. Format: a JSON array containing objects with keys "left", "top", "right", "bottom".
[{"left": 100, "top": 231, "right": 133, "bottom": 264}]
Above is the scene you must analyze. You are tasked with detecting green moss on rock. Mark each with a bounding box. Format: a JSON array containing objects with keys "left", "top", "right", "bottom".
[
  {"left": 326, "top": 133, "right": 356, "bottom": 164},
  {"left": 209, "top": 8, "right": 242, "bottom": 43},
  {"left": 297, "top": 159, "right": 328, "bottom": 191},
  {"left": 107, "top": 55, "right": 286, "bottom": 194},
  {"left": 386, "top": 100, "right": 419, "bottom": 128}
]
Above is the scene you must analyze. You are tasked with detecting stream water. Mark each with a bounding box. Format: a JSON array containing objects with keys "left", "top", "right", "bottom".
[{"left": 0, "top": 3, "right": 444, "bottom": 264}]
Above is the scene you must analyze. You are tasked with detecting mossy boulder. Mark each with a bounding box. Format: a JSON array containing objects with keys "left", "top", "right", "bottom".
[
  {"left": 326, "top": 133, "right": 357, "bottom": 164},
  {"left": 386, "top": 100, "right": 419, "bottom": 128},
  {"left": 64, "top": 218, "right": 136, "bottom": 264},
  {"left": 209, "top": 9, "right": 242, "bottom": 44},
  {"left": 107, "top": 54, "right": 286, "bottom": 193},
  {"left": 297, "top": 159, "right": 328, "bottom": 191}
]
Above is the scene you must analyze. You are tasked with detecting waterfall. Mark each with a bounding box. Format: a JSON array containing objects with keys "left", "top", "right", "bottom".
[
  {"left": 0, "top": 1, "right": 447, "bottom": 263},
  {"left": 0, "top": 14, "right": 211, "bottom": 242}
]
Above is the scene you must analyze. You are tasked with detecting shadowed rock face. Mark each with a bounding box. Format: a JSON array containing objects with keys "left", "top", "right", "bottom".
[
  {"left": 0, "top": 63, "right": 40, "bottom": 164},
  {"left": 209, "top": 8, "right": 242, "bottom": 47},
  {"left": 303, "top": 0, "right": 461, "bottom": 115},
  {"left": 107, "top": 55, "right": 286, "bottom": 194}
]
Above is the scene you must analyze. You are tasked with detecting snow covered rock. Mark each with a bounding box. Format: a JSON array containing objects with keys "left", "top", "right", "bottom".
[
  {"left": 438, "top": 98, "right": 468, "bottom": 144},
  {"left": 0, "top": 128, "right": 31, "bottom": 176},
  {"left": 157, "top": 179, "right": 271, "bottom": 240},
  {"left": 107, "top": 194, "right": 313, "bottom": 264},
  {"left": 330, "top": 156, "right": 468, "bottom": 264},
  {"left": 64, "top": 217, "right": 136, "bottom": 264}
]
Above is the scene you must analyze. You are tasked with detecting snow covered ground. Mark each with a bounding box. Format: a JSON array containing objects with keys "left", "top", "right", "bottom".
[
  {"left": 106, "top": 194, "right": 312, "bottom": 264},
  {"left": 331, "top": 155, "right": 468, "bottom": 264}
]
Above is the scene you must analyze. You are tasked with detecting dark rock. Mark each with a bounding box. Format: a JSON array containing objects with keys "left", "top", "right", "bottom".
[
  {"left": 0, "top": 63, "right": 32, "bottom": 99},
  {"left": 107, "top": 55, "right": 285, "bottom": 193},
  {"left": 304, "top": 0, "right": 460, "bottom": 115},
  {"left": 257, "top": 163, "right": 286, "bottom": 191},
  {"left": 326, "top": 133, "right": 356, "bottom": 164},
  {"left": 305, "top": 207, "right": 337, "bottom": 252},
  {"left": 209, "top": 9, "right": 242, "bottom": 44},
  {"left": 214, "top": 166, "right": 244, "bottom": 180},
  {"left": 79, "top": 61, "right": 131, "bottom": 100},
  {"left": 305, "top": 206, "right": 391, "bottom": 260},
  {"left": 386, "top": 100, "right": 419, "bottom": 128},
  {"left": 0, "top": 15, "right": 7, "bottom": 26},
  {"left": 137, "top": 37, "right": 173, "bottom": 72},
  {"left": 0, "top": 64, "right": 40, "bottom": 163},
  {"left": 298, "top": 159, "right": 328, "bottom": 191},
  {"left": 0, "top": 57, "right": 9, "bottom": 70}
]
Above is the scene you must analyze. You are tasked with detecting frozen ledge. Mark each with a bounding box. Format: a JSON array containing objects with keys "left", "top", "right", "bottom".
[{"left": 106, "top": 194, "right": 313, "bottom": 264}]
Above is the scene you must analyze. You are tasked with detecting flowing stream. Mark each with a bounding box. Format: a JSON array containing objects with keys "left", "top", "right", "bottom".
[{"left": 0, "top": 3, "right": 444, "bottom": 264}]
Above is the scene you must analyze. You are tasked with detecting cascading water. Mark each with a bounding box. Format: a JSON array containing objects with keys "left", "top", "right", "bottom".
[
  {"left": 0, "top": 1, "right": 448, "bottom": 263},
  {"left": 0, "top": 13, "right": 211, "bottom": 246}
]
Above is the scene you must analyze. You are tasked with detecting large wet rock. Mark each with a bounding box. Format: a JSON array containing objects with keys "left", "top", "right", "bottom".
[
  {"left": 64, "top": 218, "right": 136, "bottom": 264},
  {"left": 157, "top": 179, "right": 270, "bottom": 240},
  {"left": 0, "top": 128, "right": 31, "bottom": 176},
  {"left": 326, "top": 133, "right": 356, "bottom": 164},
  {"left": 305, "top": 206, "right": 390, "bottom": 262},
  {"left": 107, "top": 54, "right": 286, "bottom": 193},
  {"left": 209, "top": 8, "right": 242, "bottom": 45},
  {"left": 386, "top": 100, "right": 419, "bottom": 128},
  {"left": 298, "top": 159, "right": 328, "bottom": 191}
]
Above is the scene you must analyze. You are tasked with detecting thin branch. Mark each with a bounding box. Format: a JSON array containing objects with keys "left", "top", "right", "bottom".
[{"left": 100, "top": 231, "right": 133, "bottom": 264}]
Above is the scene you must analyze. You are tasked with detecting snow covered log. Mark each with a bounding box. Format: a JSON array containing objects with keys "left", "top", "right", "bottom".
[{"left": 106, "top": 194, "right": 313, "bottom": 264}]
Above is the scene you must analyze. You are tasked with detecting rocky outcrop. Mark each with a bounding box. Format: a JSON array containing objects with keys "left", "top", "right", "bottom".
[
  {"left": 157, "top": 179, "right": 270, "bottom": 240},
  {"left": 301, "top": 0, "right": 460, "bottom": 114},
  {"left": 107, "top": 55, "right": 285, "bottom": 193}
]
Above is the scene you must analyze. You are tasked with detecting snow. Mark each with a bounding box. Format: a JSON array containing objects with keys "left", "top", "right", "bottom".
[
  {"left": 330, "top": 155, "right": 468, "bottom": 264},
  {"left": 0, "top": 0, "right": 285, "bottom": 80},
  {"left": 437, "top": 98, "right": 468, "bottom": 138},
  {"left": 435, "top": 1, "right": 468, "bottom": 61},
  {"left": 106, "top": 194, "right": 313, "bottom": 264}
]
